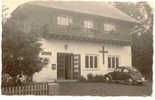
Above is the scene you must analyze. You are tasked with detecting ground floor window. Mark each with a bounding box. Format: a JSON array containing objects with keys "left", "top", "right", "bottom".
[
  {"left": 85, "top": 55, "right": 98, "bottom": 68},
  {"left": 108, "top": 56, "right": 120, "bottom": 68}
]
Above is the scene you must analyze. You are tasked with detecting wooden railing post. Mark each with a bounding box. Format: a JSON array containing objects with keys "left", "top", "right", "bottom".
[
  {"left": 48, "top": 83, "right": 59, "bottom": 95},
  {"left": 2, "top": 82, "right": 53, "bottom": 95}
]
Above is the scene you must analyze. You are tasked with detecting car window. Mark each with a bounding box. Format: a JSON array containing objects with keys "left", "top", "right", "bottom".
[
  {"left": 128, "top": 67, "right": 138, "bottom": 72},
  {"left": 123, "top": 69, "right": 129, "bottom": 73},
  {"left": 115, "top": 68, "right": 122, "bottom": 72},
  {"left": 132, "top": 68, "right": 138, "bottom": 72}
]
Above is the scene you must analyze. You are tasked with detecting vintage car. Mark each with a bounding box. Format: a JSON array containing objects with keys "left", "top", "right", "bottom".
[{"left": 104, "top": 66, "right": 146, "bottom": 85}]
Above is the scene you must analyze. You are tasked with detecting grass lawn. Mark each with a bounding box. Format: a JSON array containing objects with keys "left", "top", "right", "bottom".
[{"left": 56, "top": 81, "right": 152, "bottom": 96}]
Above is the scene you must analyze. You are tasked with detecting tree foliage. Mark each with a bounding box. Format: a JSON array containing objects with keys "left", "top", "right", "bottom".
[
  {"left": 2, "top": 5, "right": 9, "bottom": 23},
  {"left": 2, "top": 18, "right": 43, "bottom": 83},
  {"left": 114, "top": 2, "right": 153, "bottom": 80}
]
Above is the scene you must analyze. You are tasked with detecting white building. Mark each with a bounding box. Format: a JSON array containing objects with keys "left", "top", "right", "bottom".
[{"left": 11, "top": 1, "right": 138, "bottom": 82}]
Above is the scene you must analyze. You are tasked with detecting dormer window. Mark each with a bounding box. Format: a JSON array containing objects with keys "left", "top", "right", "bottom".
[
  {"left": 57, "top": 16, "right": 72, "bottom": 26},
  {"left": 84, "top": 20, "right": 94, "bottom": 29}
]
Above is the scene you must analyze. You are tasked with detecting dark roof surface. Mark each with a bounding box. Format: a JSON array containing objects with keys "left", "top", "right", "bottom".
[{"left": 25, "top": 1, "right": 138, "bottom": 23}]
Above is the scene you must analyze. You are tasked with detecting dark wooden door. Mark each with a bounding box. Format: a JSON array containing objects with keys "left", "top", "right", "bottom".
[
  {"left": 57, "top": 53, "right": 66, "bottom": 80},
  {"left": 65, "top": 54, "right": 73, "bottom": 79},
  {"left": 57, "top": 53, "right": 81, "bottom": 80}
]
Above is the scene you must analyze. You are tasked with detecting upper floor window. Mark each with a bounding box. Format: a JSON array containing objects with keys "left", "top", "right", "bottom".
[
  {"left": 57, "top": 16, "right": 72, "bottom": 26},
  {"left": 104, "top": 23, "right": 116, "bottom": 32},
  {"left": 84, "top": 20, "right": 94, "bottom": 29}
]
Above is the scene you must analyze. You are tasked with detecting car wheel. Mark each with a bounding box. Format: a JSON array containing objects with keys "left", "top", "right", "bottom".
[
  {"left": 105, "top": 76, "right": 111, "bottom": 83},
  {"left": 127, "top": 78, "right": 134, "bottom": 85},
  {"left": 137, "top": 82, "right": 144, "bottom": 86}
]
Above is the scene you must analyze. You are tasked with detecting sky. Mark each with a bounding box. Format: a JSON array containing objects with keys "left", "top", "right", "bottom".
[{"left": 2, "top": 0, "right": 154, "bottom": 19}]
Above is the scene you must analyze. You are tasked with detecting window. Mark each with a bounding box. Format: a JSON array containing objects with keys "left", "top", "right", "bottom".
[
  {"left": 57, "top": 16, "right": 72, "bottom": 26},
  {"left": 108, "top": 56, "right": 120, "bottom": 68},
  {"left": 115, "top": 68, "right": 122, "bottom": 72},
  {"left": 85, "top": 56, "right": 89, "bottom": 68},
  {"left": 112, "top": 57, "right": 115, "bottom": 68},
  {"left": 104, "top": 23, "right": 116, "bottom": 32},
  {"left": 90, "top": 56, "right": 93, "bottom": 68},
  {"left": 108, "top": 57, "right": 111, "bottom": 68},
  {"left": 94, "top": 56, "right": 97, "bottom": 68},
  {"left": 84, "top": 20, "right": 94, "bottom": 29},
  {"left": 116, "top": 57, "right": 119, "bottom": 67},
  {"left": 85, "top": 55, "right": 98, "bottom": 68},
  {"left": 123, "top": 69, "right": 129, "bottom": 73}
]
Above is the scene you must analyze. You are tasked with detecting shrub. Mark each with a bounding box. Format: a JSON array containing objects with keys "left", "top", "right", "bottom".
[
  {"left": 87, "top": 74, "right": 105, "bottom": 82},
  {"left": 87, "top": 73, "right": 94, "bottom": 81},
  {"left": 94, "top": 75, "right": 105, "bottom": 82},
  {"left": 79, "top": 76, "right": 87, "bottom": 82}
]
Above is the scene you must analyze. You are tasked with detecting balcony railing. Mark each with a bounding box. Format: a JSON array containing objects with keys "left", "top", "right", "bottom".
[{"left": 43, "top": 25, "right": 131, "bottom": 44}]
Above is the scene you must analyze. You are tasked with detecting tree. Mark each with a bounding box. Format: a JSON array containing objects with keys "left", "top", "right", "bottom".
[
  {"left": 2, "top": 17, "right": 43, "bottom": 86},
  {"left": 2, "top": 5, "right": 9, "bottom": 23},
  {"left": 113, "top": 2, "right": 153, "bottom": 80}
]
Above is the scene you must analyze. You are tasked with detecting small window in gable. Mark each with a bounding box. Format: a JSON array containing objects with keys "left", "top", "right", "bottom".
[
  {"left": 84, "top": 20, "right": 94, "bottom": 29},
  {"left": 57, "top": 16, "right": 72, "bottom": 26},
  {"left": 104, "top": 23, "right": 116, "bottom": 32}
]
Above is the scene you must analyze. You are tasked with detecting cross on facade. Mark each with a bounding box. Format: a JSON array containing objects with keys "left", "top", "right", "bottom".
[{"left": 99, "top": 46, "right": 108, "bottom": 64}]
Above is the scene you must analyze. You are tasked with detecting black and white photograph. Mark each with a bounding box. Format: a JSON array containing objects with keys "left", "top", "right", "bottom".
[{"left": 1, "top": 0, "right": 154, "bottom": 96}]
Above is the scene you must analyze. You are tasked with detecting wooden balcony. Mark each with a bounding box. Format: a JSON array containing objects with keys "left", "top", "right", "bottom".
[{"left": 43, "top": 25, "right": 131, "bottom": 45}]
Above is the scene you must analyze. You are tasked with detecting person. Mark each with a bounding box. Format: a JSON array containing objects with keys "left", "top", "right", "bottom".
[{"left": 16, "top": 75, "right": 22, "bottom": 86}]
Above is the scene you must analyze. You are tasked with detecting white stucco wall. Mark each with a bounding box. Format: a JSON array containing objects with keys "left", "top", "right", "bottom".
[{"left": 33, "top": 39, "right": 132, "bottom": 82}]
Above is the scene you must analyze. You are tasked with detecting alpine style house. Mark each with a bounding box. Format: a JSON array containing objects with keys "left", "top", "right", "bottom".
[{"left": 11, "top": 1, "right": 138, "bottom": 82}]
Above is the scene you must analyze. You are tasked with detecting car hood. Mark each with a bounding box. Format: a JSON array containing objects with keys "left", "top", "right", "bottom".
[{"left": 129, "top": 72, "right": 143, "bottom": 80}]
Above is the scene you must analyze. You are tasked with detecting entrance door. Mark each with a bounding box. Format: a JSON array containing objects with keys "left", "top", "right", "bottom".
[
  {"left": 57, "top": 53, "right": 66, "bottom": 80},
  {"left": 57, "top": 53, "right": 73, "bottom": 80},
  {"left": 65, "top": 54, "right": 73, "bottom": 79},
  {"left": 57, "top": 53, "right": 81, "bottom": 80}
]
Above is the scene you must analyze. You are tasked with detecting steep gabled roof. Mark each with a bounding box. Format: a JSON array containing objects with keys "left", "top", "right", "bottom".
[{"left": 26, "top": 1, "right": 138, "bottom": 23}]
